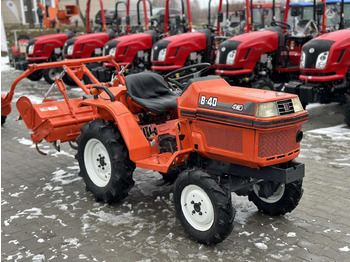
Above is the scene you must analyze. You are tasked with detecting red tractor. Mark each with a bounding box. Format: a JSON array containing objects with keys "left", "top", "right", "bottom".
[
  {"left": 8, "top": 34, "right": 29, "bottom": 68},
  {"left": 1, "top": 56, "right": 308, "bottom": 244},
  {"left": 15, "top": 31, "right": 76, "bottom": 84},
  {"left": 92, "top": 0, "right": 189, "bottom": 81},
  {"left": 215, "top": 0, "right": 327, "bottom": 89},
  {"left": 283, "top": 12, "right": 350, "bottom": 126},
  {"left": 150, "top": 0, "right": 235, "bottom": 75}
]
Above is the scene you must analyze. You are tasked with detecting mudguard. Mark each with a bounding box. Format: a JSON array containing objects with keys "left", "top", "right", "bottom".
[{"left": 80, "top": 99, "right": 151, "bottom": 162}]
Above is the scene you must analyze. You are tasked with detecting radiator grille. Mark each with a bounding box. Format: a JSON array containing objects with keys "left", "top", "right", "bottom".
[
  {"left": 197, "top": 124, "right": 243, "bottom": 153},
  {"left": 277, "top": 99, "right": 294, "bottom": 116},
  {"left": 258, "top": 127, "right": 299, "bottom": 158}
]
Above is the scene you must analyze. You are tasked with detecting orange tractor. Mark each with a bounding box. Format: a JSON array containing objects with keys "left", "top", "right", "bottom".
[{"left": 1, "top": 56, "right": 308, "bottom": 244}]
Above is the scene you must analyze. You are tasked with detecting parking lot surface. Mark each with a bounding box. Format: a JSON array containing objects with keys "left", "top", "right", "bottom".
[{"left": 1, "top": 69, "right": 350, "bottom": 261}]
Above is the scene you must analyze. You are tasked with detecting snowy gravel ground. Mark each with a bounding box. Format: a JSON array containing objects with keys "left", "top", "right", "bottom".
[{"left": 1, "top": 62, "right": 350, "bottom": 261}]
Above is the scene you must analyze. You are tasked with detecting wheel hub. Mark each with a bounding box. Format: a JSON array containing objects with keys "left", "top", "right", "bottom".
[
  {"left": 96, "top": 154, "right": 106, "bottom": 170},
  {"left": 192, "top": 201, "right": 202, "bottom": 214},
  {"left": 84, "top": 138, "right": 111, "bottom": 187},
  {"left": 180, "top": 185, "right": 214, "bottom": 231}
]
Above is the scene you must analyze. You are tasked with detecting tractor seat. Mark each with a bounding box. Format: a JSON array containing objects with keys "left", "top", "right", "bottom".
[{"left": 125, "top": 73, "right": 178, "bottom": 114}]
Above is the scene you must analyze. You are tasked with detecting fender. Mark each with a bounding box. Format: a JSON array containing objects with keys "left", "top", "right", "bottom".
[{"left": 80, "top": 99, "right": 151, "bottom": 162}]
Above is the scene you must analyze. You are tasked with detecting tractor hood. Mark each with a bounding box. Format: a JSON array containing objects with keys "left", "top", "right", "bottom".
[
  {"left": 178, "top": 78, "right": 308, "bottom": 168},
  {"left": 299, "top": 29, "right": 350, "bottom": 81},
  {"left": 215, "top": 27, "right": 281, "bottom": 75},
  {"left": 151, "top": 31, "right": 208, "bottom": 70},
  {"left": 104, "top": 32, "right": 155, "bottom": 64},
  {"left": 26, "top": 33, "right": 73, "bottom": 60},
  {"left": 33, "top": 33, "right": 71, "bottom": 45},
  {"left": 63, "top": 32, "right": 114, "bottom": 58}
]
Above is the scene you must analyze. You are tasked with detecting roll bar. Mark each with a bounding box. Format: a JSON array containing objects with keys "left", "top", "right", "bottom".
[
  {"left": 86, "top": 0, "right": 106, "bottom": 33},
  {"left": 164, "top": 0, "right": 192, "bottom": 36}
]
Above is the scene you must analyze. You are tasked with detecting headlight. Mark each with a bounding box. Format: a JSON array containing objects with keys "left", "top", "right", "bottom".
[
  {"left": 215, "top": 51, "right": 220, "bottom": 64},
  {"left": 226, "top": 50, "right": 236, "bottom": 65},
  {"left": 28, "top": 45, "right": 34, "bottom": 54},
  {"left": 291, "top": 97, "right": 303, "bottom": 112},
  {"left": 256, "top": 102, "right": 278, "bottom": 118},
  {"left": 300, "top": 52, "right": 305, "bottom": 68},
  {"left": 158, "top": 48, "right": 167, "bottom": 61},
  {"left": 109, "top": 47, "right": 116, "bottom": 56},
  {"left": 67, "top": 45, "right": 74, "bottom": 55},
  {"left": 315, "top": 51, "right": 329, "bottom": 69}
]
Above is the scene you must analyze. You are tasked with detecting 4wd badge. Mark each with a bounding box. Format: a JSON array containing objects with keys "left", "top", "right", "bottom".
[{"left": 232, "top": 104, "right": 243, "bottom": 111}]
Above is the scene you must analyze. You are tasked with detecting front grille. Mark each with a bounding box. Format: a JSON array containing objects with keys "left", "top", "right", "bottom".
[
  {"left": 217, "top": 40, "right": 241, "bottom": 64},
  {"left": 303, "top": 39, "right": 335, "bottom": 69},
  {"left": 277, "top": 99, "right": 294, "bottom": 116},
  {"left": 152, "top": 40, "right": 170, "bottom": 61},
  {"left": 103, "top": 40, "right": 120, "bottom": 56},
  {"left": 26, "top": 39, "right": 37, "bottom": 53},
  {"left": 63, "top": 38, "right": 77, "bottom": 55},
  {"left": 258, "top": 127, "right": 299, "bottom": 158}
]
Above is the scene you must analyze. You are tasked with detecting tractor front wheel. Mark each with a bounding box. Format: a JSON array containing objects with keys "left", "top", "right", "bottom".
[
  {"left": 76, "top": 119, "right": 135, "bottom": 203},
  {"left": 27, "top": 69, "right": 42, "bottom": 81},
  {"left": 43, "top": 67, "right": 61, "bottom": 84},
  {"left": 248, "top": 180, "right": 303, "bottom": 216},
  {"left": 173, "top": 169, "right": 235, "bottom": 245}
]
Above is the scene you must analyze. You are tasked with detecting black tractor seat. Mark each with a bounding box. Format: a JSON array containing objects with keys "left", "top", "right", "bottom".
[{"left": 125, "top": 72, "right": 178, "bottom": 114}]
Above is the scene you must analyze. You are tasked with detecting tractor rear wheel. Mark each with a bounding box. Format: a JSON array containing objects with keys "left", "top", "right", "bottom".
[
  {"left": 43, "top": 67, "right": 61, "bottom": 84},
  {"left": 76, "top": 119, "right": 135, "bottom": 203},
  {"left": 345, "top": 95, "right": 350, "bottom": 127},
  {"left": 248, "top": 180, "right": 303, "bottom": 216},
  {"left": 27, "top": 70, "right": 42, "bottom": 81},
  {"left": 173, "top": 169, "right": 235, "bottom": 245}
]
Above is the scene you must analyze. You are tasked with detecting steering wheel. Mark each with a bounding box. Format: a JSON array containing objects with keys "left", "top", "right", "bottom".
[
  {"left": 271, "top": 21, "right": 291, "bottom": 30},
  {"left": 203, "top": 24, "right": 218, "bottom": 32},
  {"left": 163, "top": 63, "right": 211, "bottom": 90}
]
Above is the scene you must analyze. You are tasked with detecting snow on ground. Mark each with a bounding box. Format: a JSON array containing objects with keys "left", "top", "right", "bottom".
[
  {"left": 308, "top": 124, "right": 350, "bottom": 141},
  {"left": 1, "top": 56, "right": 12, "bottom": 71},
  {"left": 305, "top": 103, "right": 324, "bottom": 110},
  {"left": 339, "top": 246, "right": 350, "bottom": 252},
  {"left": 298, "top": 124, "right": 350, "bottom": 168}
]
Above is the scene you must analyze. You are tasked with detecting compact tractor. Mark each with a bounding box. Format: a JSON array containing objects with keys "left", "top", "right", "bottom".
[
  {"left": 1, "top": 56, "right": 308, "bottom": 244},
  {"left": 215, "top": 0, "right": 327, "bottom": 89},
  {"left": 92, "top": 0, "right": 187, "bottom": 81},
  {"left": 283, "top": 2, "right": 350, "bottom": 125}
]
